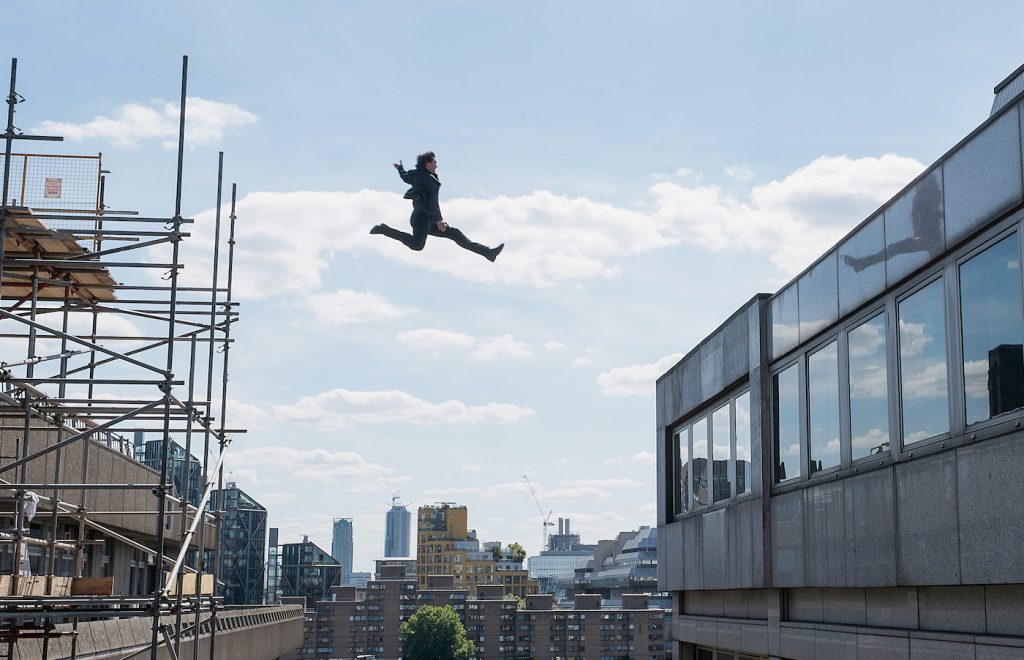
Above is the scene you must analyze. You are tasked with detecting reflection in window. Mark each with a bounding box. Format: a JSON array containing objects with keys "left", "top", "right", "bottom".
[
  {"left": 849, "top": 313, "right": 890, "bottom": 460},
  {"left": 675, "top": 427, "right": 689, "bottom": 514},
  {"left": 959, "top": 233, "right": 1024, "bottom": 424},
  {"left": 691, "top": 418, "right": 709, "bottom": 508},
  {"left": 899, "top": 279, "right": 949, "bottom": 444},
  {"left": 773, "top": 364, "right": 800, "bottom": 482},
  {"left": 712, "top": 405, "right": 731, "bottom": 502},
  {"left": 735, "top": 392, "right": 751, "bottom": 495},
  {"left": 808, "top": 341, "right": 840, "bottom": 474}
]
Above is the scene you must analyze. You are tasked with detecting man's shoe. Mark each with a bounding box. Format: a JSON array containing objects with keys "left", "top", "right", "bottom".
[
  {"left": 370, "top": 224, "right": 385, "bottom": 235},
  {"left": 486, "top": 243, "right": 505, "bottom": 262}
]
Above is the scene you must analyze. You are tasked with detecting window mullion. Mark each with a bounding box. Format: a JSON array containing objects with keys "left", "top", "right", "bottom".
[
  {"left": 945, "top": 259, "right": 966, "bottom": 438},
  {"left": 837, "top": 327, "right": 853, "bottom": 469}
]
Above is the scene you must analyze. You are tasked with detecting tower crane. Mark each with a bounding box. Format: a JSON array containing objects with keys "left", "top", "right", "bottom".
[
  {"left": 523, "top": 474, "right": 554, "bottom": 551},
  {"left": 382, "top": 469, "right": 402, "bottom": 507}
]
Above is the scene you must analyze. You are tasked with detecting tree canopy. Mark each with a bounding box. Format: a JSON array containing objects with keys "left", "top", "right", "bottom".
[
  {"left": 400, "top": 605, "right": 475, "bottom": 660},
  {"left": 507, "top": 542, "right": 527, "bottom": 563}
]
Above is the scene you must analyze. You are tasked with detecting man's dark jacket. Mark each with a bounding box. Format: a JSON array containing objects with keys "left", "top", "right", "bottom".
[{"left": 398, "top": 167, "right": 442, "bottom": 220}]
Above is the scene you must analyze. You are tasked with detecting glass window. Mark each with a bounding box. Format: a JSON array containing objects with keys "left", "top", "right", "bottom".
[
  {"left": 735, "top": 392, "right": 752, "bottom": 495},
  {"left": 691, "top": 418, "right": 709, "bottom": 508},
  {"left": 773, "top": 363, "right": 800, "bottom": 483},
  {"left": 674, "top": 427, "right": 688, "bottom": 514},
  {"left": 959, "top": 233, "right": 1024, "bottom": 424},
  {"left": 849, "top": 313, "right": 890, "bottom": 460},
  {"left": 807, "top": 341, "right": 841, "bottom": 474},
  {"left": 798, "top": 252, "right": 839, "bottom": 342},
  {"left": 898, "top": 278, "right": 949, "bottom": 444},
  {"left": 711, "top": 405, "right": 731, "bottom": 502},
  {"left": 771, "top": 285, "right": 799, "bottom": 359}
]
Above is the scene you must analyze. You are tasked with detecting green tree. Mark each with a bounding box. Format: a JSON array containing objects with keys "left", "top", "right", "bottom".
[
  {"left": 400, "top": 605, "right": 475, "bottom": 660},
  {"left": 507, "top": 542, "right": 527, "bottom": 563},
  {"left": 504, "top": 592, "right": 526, "bottom": 609}
]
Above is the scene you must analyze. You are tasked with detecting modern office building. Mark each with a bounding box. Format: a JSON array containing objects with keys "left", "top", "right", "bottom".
[
  {"left": 330, "top": 517, "right": 353, "bottom": 586},
  {"left": 385, "top": 501, "right": 411, "bottom": 557},
  {"left": 266, "top": 526, "right": 282, "bottom": 604},
  {"left": 211, "top": 482, "right": 268, "bottom": 605},
  {"left": 280, "top": 536, "right": 342, "bottom": 607},
  {"left": 656, "top": 63, "right": 1024, "bottom": 659},
  {"left": 527, "top": 517, "right": 597, "bottom": 599},
  {"left": 417, "top": 503, "right": 540, "bottom": 597},
  {"left": 570, "top": 527, "right": 666, "bottom": 608},
  {"left": 133, "top": 431, "right": 202, "bottom": 507}
]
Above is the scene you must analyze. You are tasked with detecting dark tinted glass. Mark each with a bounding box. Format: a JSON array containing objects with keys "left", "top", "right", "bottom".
[
  {"left": 691, "top": 418, "right": 709, "bottom": 508},
  {"left": 675, "top": 427, "right": 689, "bottom": 514},
  {"left": 712, "top": 404, "right": 731, "bottom": 502},
  {"left": 773, "top": 363, "right": 800, "bottom": 482},
  {"left": 898, "top": 278, "right": 949, "bottom": 444},
  {"left": 807, "top": 341, "right": 840, "bottom": 474},
  {"left": 735, "top": 392, "right": 752, "bottom": 495},
  {"left": 959, "top": 233, "right": 1024, "bottom": 424},
  {"left": 849, "top": 313, "right": 890, "bottom": 460}
]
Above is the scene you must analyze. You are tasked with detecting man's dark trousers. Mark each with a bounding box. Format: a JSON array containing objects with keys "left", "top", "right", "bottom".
[{"left": 376, "top": 211, "right": 492, "bottom": 258}]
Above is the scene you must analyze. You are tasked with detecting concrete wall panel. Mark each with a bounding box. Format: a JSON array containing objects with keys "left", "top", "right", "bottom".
[
  {"left": 722, "top": 311, "right": 750, "bottom": 386},
  {"left": 895, "top": 452, "right": 960, "bottom": 585},
  {"left": 682, "top": 515, "right": 703, "bottom": 591},
  {"left": 699, "top": 333, "right": 725, "bottom": 402},
  {"left": 956, "top": 434, "right": 1024, "bottom": 583},
  {"left": 701, "top": 509, "right": 727, "bottom": 587},
  {"left": 681, "top": 356, "right": 700, "bottom": 416},
  {"left": 918, "top": 585, "right": 985, "bottom": 634},
  {"left": 857, "top": 633, "right": 910, "bottom": 660},
  {"left": 821, "top": 587, "right": 866, "bottom": 626},
  {"left": 771, "top": 490, "right": 804, "bottom": 587},
  {"left": 864, "top": 587, "right": 919, "bottom": 629},
  {"left": 985, "top": 584, "right": 1024, "bottom": 636},
  {"left": 804, "top": 481, "right": 846, "bottom": 586},
  {"left": 844, "top": 468, "right": 897, "bottom": 586}
]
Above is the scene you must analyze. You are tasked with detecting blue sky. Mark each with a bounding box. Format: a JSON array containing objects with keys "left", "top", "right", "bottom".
[{"left": 6, "top": 1, "right": 1024, "bottom": 571}]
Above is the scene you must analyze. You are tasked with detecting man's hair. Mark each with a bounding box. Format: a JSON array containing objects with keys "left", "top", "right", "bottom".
[{"left": 416, "top": 151, "right": 436, "bottom": 169}]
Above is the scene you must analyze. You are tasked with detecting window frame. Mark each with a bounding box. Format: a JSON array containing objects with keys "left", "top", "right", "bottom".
[{"left": 670, "top": 385, "right": 754, "bottom": 521}]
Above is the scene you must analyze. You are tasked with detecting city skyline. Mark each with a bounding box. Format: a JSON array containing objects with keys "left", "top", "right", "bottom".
[{"left": 5, "top": 2, "right": 1024, "bottom": 572}]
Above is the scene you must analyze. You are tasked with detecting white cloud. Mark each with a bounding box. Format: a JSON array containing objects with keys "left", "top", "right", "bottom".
[
  {"left": 173, "top": 153, "right": 922, "bottom": 298},
  {"left": 470, "top": 335, "right": 534, "bottom": 362},
  {"left": 543, "top": 341, "right": 567, "bottom": 352},
  {"left": 273, "top": 388, "right": 535, "bottom": 429},
  {"left": 596, "top": 353, "right": 684, "bottom": 396},
  {"left": 572, "top": 356, "right": 595, "bottom": 368},
  {"left": 724, "top": 164, "right": 755, "bottom": 182},
  {"left": 396, "top": 328, "right": 476, "bottom": 350},
  {"left": 900, "top": 361, "right": 948, "bottom": 400},
  {"left": 852, "top": 427, "right": 888, "bottom": 451},
  {"left": 34, "top": 96, "right": 258, "bottom": 149},
  {"left": 306, "top": 289, "right": 414, "bottom": 325},
  {"left": 558, "top": 478, "right": 642, "bottom": 489},
  {"left": 632, "top": 451, "right": 656, "bottom": 464},
  {"left": 461, "top": 463, "right": 484, "bottom": 473},
  {"left": 229, "top": 446, "right": 397, "bottom": 484}
]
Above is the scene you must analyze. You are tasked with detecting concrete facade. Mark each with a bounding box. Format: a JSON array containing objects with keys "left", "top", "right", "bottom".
[{"left": 656, "top": 64, "right": 1024, "bottom": 659}]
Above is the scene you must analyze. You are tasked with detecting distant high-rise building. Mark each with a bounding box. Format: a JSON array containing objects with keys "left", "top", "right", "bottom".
[
  {"left": 266, "top": 527, "right": 281, "bottom": 604},
  {"left": 211, "top": 482, "right": 267, "bottom": 605},
  {"left": 384, "top": 504, "right": 410, "bottom": 557},
  {"left": 133, "top": 431, "right": 202, "bottom": 507},
  {"left": 416, "top": 502, "right": 539, "bottom": 598},
  {"left": 331, "top": 518, "right": 353, "bottom": 585},
  {"left": 527, "top": 517, "right": 597, "bottom": 599}
]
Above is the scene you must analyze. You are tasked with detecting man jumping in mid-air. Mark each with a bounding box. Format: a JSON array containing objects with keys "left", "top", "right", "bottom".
[{"left": 370, "top": 151, "right": 504, "bottom": 262}]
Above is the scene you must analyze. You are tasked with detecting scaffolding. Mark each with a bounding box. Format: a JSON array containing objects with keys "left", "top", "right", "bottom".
[{"left": 0, "top": 56, "right": 244, "bottom": 659}]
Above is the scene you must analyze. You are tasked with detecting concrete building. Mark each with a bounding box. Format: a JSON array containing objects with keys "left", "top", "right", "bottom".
[
  {"left": 417, "top": 503, "right": 539, "bottom": 598},
  {"left": 211, "top": 481, "right": 267, "bottom": 605},
  {"left": 331, "top": 516, "right": 353, "bottom": 586},
  {"left": 656, "top": 63, "right": 1024, "bottom": 659},
  {"left": 281, "top": 536, "right": 342, "bottom": 607},
  {"left": 384, "top": 501, "right": 411, "bottom": 557}
]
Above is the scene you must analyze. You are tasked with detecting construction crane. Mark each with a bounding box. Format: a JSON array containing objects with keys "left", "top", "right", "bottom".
[
  {"left": 381, "top": 469, "right": 402, "bottom": 507},
  {"left": 523, "top": 474, "right": 554, "bottom": 551}
]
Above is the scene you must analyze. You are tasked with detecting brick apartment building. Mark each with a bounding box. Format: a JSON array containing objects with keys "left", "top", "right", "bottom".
[{"left": 290, "top": 562, "right": 671, "bottom": 659}]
